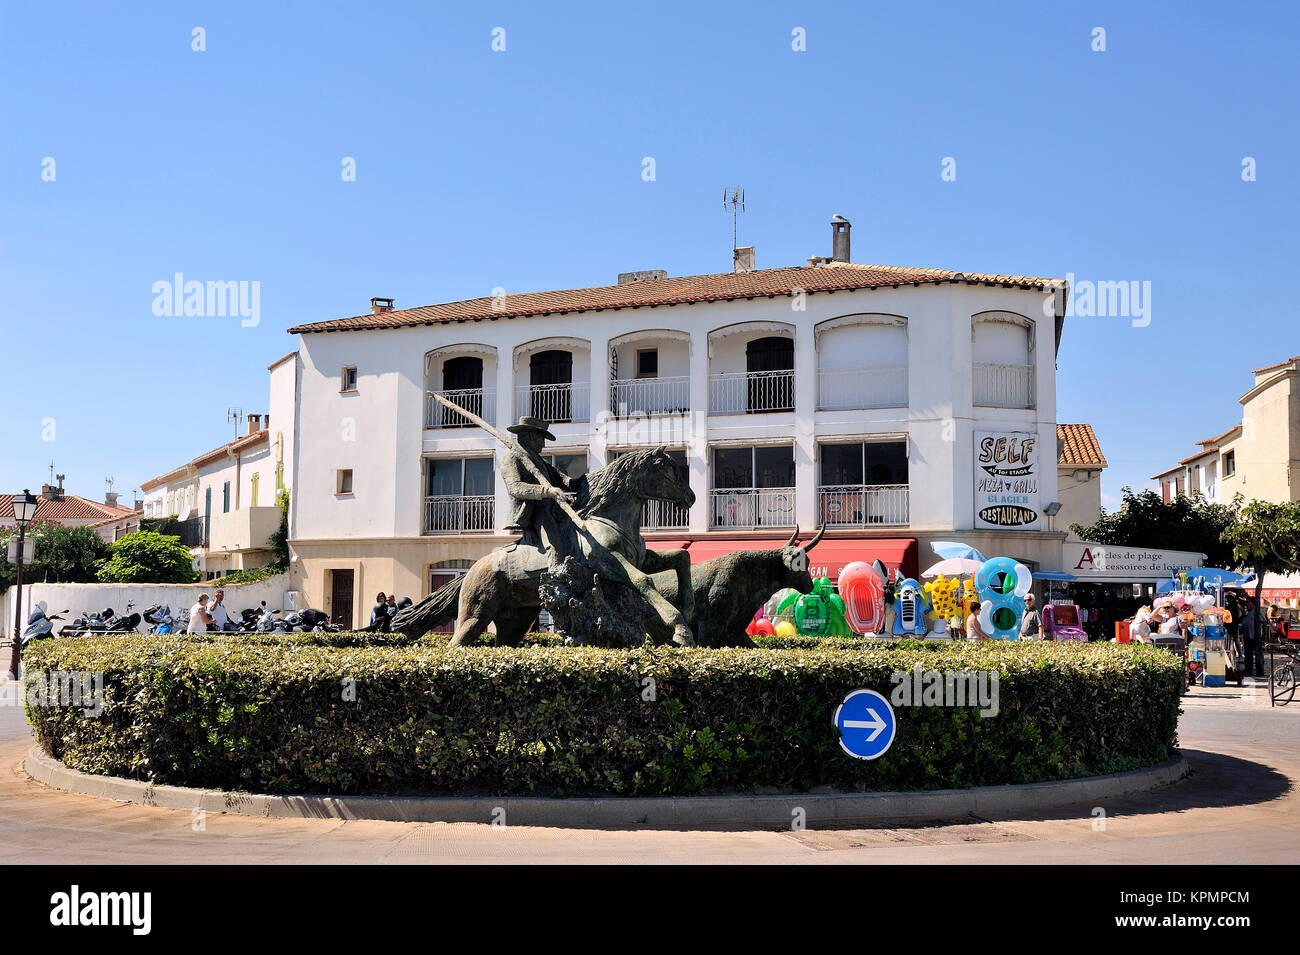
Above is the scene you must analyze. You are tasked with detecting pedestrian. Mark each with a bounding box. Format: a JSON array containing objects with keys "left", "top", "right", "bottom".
[
  {"left": 370, "top": 592, "right": 389, "bottom": 631},
  {"left": 965, "top": 603, "right": 987, "bottom": 641},
  {"left": 187, "top": 593, "right": 214, "bottom": 634},
  {"left": 1020, "top": 593, "right": 1044, "bottom": 641},
  {"left": 1241, "top": 599, "right": 1264, "bottom": 678},
  {"left": 210, "top": 588, "right": 230, "bottom": 632}
]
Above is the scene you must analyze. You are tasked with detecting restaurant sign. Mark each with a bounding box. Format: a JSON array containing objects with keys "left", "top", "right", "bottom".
[{"left": 974, "top": 430, "right": 1040, "bottom": 530}]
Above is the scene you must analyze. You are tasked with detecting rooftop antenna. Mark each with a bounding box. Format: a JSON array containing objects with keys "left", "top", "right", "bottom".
[
  {"left": 105, "top": 476, "right": 115, "bottom": 495},
  {"left": 227, "top": 406, "right": 243, "bottom": 440},
  {"left": 723, "top": 186, "right": 745, "bottom": 252},
  {"left": 48, "top": 460, "right": 55, "bottom": 483}
]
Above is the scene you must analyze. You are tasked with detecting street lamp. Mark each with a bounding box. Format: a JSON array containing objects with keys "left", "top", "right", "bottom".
[{"left": 8, "top": 489, "right": 39, "bottom": 680}]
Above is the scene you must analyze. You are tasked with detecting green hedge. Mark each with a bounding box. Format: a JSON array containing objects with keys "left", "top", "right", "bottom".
[{"left": 24, "top": 635, "right": 1182, "bottom": 797}]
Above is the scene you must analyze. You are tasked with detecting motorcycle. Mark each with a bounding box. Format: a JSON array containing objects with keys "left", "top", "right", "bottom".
[
  {"left": 21, "top": 602, "right": 69, "bottom": 645},
  {"left": 64, "top": 600, "right": 140, "bottom": 636},
  {"left": 141, "top": 604, "right": 179, "bottom": 634}
]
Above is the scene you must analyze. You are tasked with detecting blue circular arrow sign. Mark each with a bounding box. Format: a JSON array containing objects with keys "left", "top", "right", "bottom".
[{"left": 833, "top": 689, "right": 896, "bottom": 760}]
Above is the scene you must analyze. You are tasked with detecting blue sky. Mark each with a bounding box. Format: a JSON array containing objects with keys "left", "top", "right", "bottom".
[{"left": 1, "top": 0, "right": 1296, "bottom": 510}]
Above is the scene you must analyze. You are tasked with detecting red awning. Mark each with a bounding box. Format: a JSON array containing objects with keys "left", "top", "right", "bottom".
[
  {"left": 800, "top": 538, "right": 918, "bottom": 582},
  {"left": 656, "top": 537, "right": 918, "bottom": 582}
]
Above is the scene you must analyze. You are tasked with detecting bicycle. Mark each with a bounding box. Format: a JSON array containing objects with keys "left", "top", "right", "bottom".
[{"left": 1268, "top": 639, "right": 1298, "bottom": 707}]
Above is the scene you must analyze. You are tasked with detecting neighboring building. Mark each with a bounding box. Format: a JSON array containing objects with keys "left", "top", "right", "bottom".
[
  {"left": 0, "top": 480, "right": 137, "bottom": 530},
  {"left": 283, "top": 216, "right": 1072, "bottom": 629},
  {"left": 1153, "top": 355, "right": 1300, "bottom": 505},
  {"left": 92, "top": 507, "right": 144, "bottom": 543},
  {"left": 138, "top": 354, "right": 298, "bottom": 579},
  {"left": 1056, "top": 423, "right": 1107, "bottom": 538}
]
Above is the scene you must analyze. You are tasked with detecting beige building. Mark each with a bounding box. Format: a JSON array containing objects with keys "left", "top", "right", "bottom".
[
  {"left": 1153, "top": 355, "right": 1300, "bottom": 505},
  {"left": 1056, "top": 423, "right": 1107, "bottom": 538}
]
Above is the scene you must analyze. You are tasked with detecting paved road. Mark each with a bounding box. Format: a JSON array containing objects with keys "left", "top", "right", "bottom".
[{"left": 0, "top": 680, "right": 1295, "bottom": 864}]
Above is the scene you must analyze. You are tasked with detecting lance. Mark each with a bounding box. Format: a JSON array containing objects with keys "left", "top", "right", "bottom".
[{"left": 430, "top": 392, "right": 591, "bottom": 534}]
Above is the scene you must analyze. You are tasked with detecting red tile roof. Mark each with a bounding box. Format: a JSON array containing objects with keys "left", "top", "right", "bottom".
[
  {"left": 1057, "top": 424, "right": 1107, "bottom": 469},
  {"left": 140, "top": 429, "right": 268, "bottom": 491},
  {"left": 1178, "top": 447, "right": 1219, "bottom": 465},
  {"left": 287, "top": 262, "right": 1061, "bottom": 335},
  {"left": 0, "top": 494, "right": 136, "bottom": 524},
  {"left": 1252, "top": 355, "right": 1300, "bottom": 375}
]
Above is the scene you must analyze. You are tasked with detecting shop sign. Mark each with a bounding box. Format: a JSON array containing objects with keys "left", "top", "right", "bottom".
[
  {"left": 974, "top": 430, "right": 1040, "bottom": 530},
  {"left": 1064, "top": 542, "right": 1206, "bottom": 581}
]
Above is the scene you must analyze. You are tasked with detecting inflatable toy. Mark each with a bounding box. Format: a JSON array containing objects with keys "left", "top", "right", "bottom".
[
  {"left": 777, "top": 577, "right": 851, "bottom": 637},
  {"left": 838, "top": 561, "right": 886, "bottom": 634},
  {"left": 775, "top": 619, "right": 798, "bottom": 638},
  {"left": 975, "top": 557, "right": 1033, "bottom": 640},
  {"left": 924, "top": 574, "right": 961, "bottom": 623},
  {"left": 745, "top": 607, "right": 777, "bottom": 638},
  {"left": 891, "top": 576, "right": 930, "bottom": 636}
]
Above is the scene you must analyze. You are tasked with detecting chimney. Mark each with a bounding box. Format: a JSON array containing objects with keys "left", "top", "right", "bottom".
[
  {"left": 617, "top": 270, "right": 667, "bottom": 286},
  {"left": 370, "top": 297, "right": 394, "bottom": 314},
  {"left": 105, "top": 491, "right": 120, "bottom": 508},
  {"left": 247, "top": 413, "right": 263, "bottom": 435},
  {"left": 831, "top": 215, "right": 851, "bottom": 263},
  {"left": 733, "top": 246, "right": 755, "bottom": 274}
]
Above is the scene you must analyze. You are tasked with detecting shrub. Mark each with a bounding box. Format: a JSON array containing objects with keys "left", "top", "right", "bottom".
[
  {"left": 24, "top": 636, "right": 1182, "bottom": 798},
  {"left": 97, "top": 531, "right": 199, "bottom": 583},
  {"left": 206, "top": 565, "right": 284, "bottom": 587}
]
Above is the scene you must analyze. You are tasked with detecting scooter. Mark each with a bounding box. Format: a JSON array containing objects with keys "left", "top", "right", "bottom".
[
  {"left": 21, "top": 602, "right": 69, "bottom": 645},
  {"left": 141, "top": 604, "right": 178, "bottom": 634}
]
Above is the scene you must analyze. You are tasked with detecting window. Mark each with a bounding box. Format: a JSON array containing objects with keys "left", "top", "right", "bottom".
[
  {"left": 544, "top": 453, "right": 588, "bottom": 480},
  {"left": 341, "top": 366, "right": 358, "bottom": 392},
  {"left": 222, "top": 481, "right": 231, "bottom": 513},
  {"left": 972, "top": 313, "right": 1035, "bottom": 409},
  {"left": 711, "top": 445, "right": 795, "bottom": 527},
  {"left": 636, "top": 348, "right": 658, "bottom": 378},
  {"left": 1224, "top": 450, "right": 1236, "bottom": 477},
  {"left": 424, "top": 457, "right": 495, "bottom": 532},
  {"left": 250, "top": 472, "right": 259, "bottom": 507},
  {"left": 336, "top": 469, "right": 354, "bottom": 495},
  {"left": 818, "top": 440, "right": 910, "bottom": 526}
]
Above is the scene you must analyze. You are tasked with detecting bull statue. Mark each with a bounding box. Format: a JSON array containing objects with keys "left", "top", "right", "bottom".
[{"left": 647, "top": 525, "right": 826, "bottom": 647}]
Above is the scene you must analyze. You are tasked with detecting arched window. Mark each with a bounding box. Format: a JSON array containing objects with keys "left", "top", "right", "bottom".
[
  {"left": 972, "top": 312, "right": 1035, "bottom": 409},
  {"left": 815, "top": 314, "right": 908, "bottom": 410}
]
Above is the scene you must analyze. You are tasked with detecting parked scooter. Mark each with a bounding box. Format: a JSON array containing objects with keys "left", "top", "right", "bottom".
[
  {"left": 21, "top": 602, "right": 69, "bottom": 645},
  {"left": 141, "top": 604, "right": 179, "bottom": 634},
  {"left": 63, "top": 600, "right": 140, "bottom": 636}
]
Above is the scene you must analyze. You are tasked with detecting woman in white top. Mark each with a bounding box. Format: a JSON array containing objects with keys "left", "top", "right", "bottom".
[{"left": 187, "top": 594, "right": 214, "bottom": 634}]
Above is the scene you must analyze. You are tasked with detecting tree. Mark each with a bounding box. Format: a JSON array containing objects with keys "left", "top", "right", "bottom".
[
  {"left": 97, "top": 531, "right": 200, "bottom": 583},
  {"left": 32, "top": 524, "right": 112, "bottom": 582},
  {"left": 267, "top": 489, "right": 290, "bottom": 569},
  {"left": 1224, "top": 497, "right": 1300, "bottom": 607},
  {"left": 1070, "top": 487, "right": 1239, "bottom": 568}
]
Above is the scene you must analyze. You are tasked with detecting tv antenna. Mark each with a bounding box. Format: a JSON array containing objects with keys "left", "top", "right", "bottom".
[
  {"left": 48, "top": 460, "right": 55, "bottom": 483},
  {"left": 105, "top": 476, "right": 115, "bottom": 495},
  {"left": 227, "top": 407, "right": 244, "bottom": 440},
  {"left": 723, "top": 186, "right": 745, "bottom": 250}
]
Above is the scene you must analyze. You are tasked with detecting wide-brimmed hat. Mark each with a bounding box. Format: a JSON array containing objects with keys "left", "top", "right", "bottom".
[{"left": 507, "top": 416, "right": 556, "bottom": 441}]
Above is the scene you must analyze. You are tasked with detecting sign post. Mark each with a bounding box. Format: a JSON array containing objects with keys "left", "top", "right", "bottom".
[{"left": 833, "top": 689, "right": 896, "bottom": 760}]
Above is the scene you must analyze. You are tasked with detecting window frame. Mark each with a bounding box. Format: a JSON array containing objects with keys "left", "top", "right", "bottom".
[
  {"left": 336, "top": 469, "right": 354, "bottom": 496},
  {"left": 340, "top": 365, "right": 359, "bottom": 393}
]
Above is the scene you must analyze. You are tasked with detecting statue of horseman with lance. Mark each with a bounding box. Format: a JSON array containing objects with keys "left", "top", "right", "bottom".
[{"left": 392, "top": 392, "right": 698, "bottom": 648}]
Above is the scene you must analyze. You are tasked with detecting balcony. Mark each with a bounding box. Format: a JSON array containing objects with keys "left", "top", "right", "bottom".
[
  {"left": 973, "top": 362, "right": 1034, "bottom": 409},
  {"left": 817, "top": 485, "right": 909, "bottom": 527},
  {"left": 206, "top": 506, "right": 281, "bottom": 553},
  {"left": 710, "top": 487, "right": 796, "bottom": 529},
  {"left": 426, "top": 388, "right": 495, "bottom": 429},
  {"left": 817, "top": 364, "right": 907, "bottom": 411},
  {"left": 515, "top": 381, "right": 591, "bottom": 424},
  {"left": 709, "top": 369, "right": 795, "bottom": 415},
  {"left": 642, "top": 498, "right": 689, "bottom": 530},
  {"left": 610, "top": 376, "right": 690, "bottom": 417},
  {"left": 423, "top": 495, "right": 495, "bottom": 534}
]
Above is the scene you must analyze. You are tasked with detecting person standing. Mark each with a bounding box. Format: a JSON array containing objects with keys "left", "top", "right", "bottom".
[
  {"left": 965, "top": 604, "right": 988, "bottom": 641},
  {"left": 1020, "top": 594, "right": 1044, "bottom": 641},
  {"left": 370, "top": 592, "right": 389, "bottom": 632},
  {"left": 1242, "top": 599, "right": 1264, "bottom": 679},
  {"left": 210, "top": 589, "right": 230, "bottom": 632},
  {"left": 187, "top": 594, "right": 214, "bottom": 634}
]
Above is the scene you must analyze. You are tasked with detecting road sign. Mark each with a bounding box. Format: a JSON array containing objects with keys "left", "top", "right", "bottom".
[{"left": 833, "top": 688, "right": 896, "bottom": 760}]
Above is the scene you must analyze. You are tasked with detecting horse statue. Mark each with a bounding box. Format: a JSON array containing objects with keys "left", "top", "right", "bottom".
[{"left": 392, "top": 445, "right": 696, "bottom": 647}]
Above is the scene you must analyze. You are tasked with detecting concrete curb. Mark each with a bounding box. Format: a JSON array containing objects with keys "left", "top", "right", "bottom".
[{"left": 23, "top": 745, "right": 1190, "bottom": 829}]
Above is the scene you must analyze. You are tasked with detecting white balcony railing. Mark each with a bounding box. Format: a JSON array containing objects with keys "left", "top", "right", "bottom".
[
  {"left": 710, "top": 487, "right": 797, "bottom": 528},
  {"left": 817, "top": 364, "right": 907, "bottom": 411},
  {"left": 515, "top": 381, "right": 591, "bottom": 423},
  {"left": 423, "top": 496, "right": 495, "bottom": 534},
  {"left": 642, "top": 498, "right": 689, "bottom": 530},
  {"left": 817, "top": 485, "right": 910, "bottom": 526},
  {"left": 709, "top": 370, "right": 794, "bottom": 415},
  {"left": 610, "top": 376, "right": 690, "bottom": 417},
  {"left": 425, "top": 388, "right": 495, "bottom": 429},
  {"left": 973, "top": 362, "right": 1034, "bottom": 409}
]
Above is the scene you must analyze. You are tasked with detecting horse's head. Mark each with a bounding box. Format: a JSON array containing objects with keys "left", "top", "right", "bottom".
[{"left": 638, "top": 446, "right": 695, "bottom": 508}]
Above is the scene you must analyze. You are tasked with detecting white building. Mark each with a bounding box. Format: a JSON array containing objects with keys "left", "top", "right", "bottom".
[
  {"left": 283, "top": 217, "right": 1071, "bottom": 629},
  {"left": 1056, "top": 423, "right": 1107, "bottom": 538},
  {"left": 138, "top": 352, "right": 298, "bottom": 579}
]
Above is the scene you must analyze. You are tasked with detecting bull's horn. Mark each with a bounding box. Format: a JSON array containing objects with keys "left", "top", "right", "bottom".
[
  {"left": 799, "top": 523, "right": 827, "bottom": 554},
  {"left": 783, "top": 527, "right": 801, "bottom": 547}
]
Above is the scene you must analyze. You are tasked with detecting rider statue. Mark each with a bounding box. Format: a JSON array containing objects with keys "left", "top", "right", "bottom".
[{"left": 502, "top": 416, "right": 578, "bottom": 552}]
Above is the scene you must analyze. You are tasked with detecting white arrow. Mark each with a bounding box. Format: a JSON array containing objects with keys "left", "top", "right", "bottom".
[{"left": 843, "top": 709, "right": 886, "bottom": 742}]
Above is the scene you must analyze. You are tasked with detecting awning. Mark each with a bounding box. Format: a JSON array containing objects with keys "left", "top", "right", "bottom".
[
  {"left": 644, "top": 537, "right": 918, "bottom": 581},
  {"left": 1035, "top": 570, "right": 1078, "bottom": 582}
]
